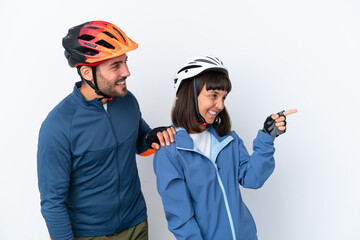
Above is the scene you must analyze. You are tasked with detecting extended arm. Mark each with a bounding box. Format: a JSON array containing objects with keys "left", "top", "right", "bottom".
[
  {"left": 238, "top": 130, "right": 276, "bottom": 189},
  {"left": 238, "top": 109, "right": 297, "bottom": 188}
]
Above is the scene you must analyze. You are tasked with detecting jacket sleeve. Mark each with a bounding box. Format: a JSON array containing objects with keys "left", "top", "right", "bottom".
[
  {"left": 153, "top": 147, "right": 203, "bottom": 240},
  {"left": 37, "top": 120, "right": 74, "bottom": 240},
  {"left": 136, "top": 115, "right": 153, "bottom": 155},
  {"left": 237, "top": 130, "right": 276, "bottom": 189}
]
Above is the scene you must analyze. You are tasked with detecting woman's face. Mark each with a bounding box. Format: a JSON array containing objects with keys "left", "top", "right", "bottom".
[{"left": 197, "top": 85, "right": 228, "bottom": 125}]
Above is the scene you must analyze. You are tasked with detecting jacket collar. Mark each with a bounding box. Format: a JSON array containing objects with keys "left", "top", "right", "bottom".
[
  {"left": 70, "top": 81, "right": 108, "bottom": 110},
  {"left": 174, "top": 126, "right": 233, "bottom": 151}
]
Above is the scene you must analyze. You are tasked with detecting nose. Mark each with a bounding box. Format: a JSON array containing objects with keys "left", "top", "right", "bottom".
[
  {"left": 215, "top": 98, "right": 224, "bottom": 111},
  {"left": 121, "top": 63, "right": 131, "bottom": 77}
]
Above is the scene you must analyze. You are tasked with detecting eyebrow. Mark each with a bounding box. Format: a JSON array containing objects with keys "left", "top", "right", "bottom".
[
  {"left": 209, "top": 90, "right": 228, "bottom": 96},
  {"left": 209, "top": 90, "right": 224, "bottom": 93},
  {"left": 110, "top": 57, "right": 128, "bottom": 66}
]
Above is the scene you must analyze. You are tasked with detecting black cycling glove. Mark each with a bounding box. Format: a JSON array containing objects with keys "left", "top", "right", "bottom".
[
  {"left": 262, "top": 110, "right": 286, "bottom": 137},
  {"left": 145, "top": 126, "right": 172, "bottom": 149}
]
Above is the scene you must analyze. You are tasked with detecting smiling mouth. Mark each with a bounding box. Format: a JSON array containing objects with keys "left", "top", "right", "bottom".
[
  {"left": 116, "top": 80, "right": 127, "bottom": 88},
  {"left": 208, "top": 110, "right": 218, "bottom": 118}
]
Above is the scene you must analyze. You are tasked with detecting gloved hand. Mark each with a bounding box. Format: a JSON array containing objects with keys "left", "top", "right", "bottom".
[
  {"left": 262, "top": 109, "right": 297, "bottom": 137},
  {"left": 263, "top": 111, "right": 286, "bottom": 137},
  {"left": 145, "top": 126, "right": 176, "bottom": 149}
]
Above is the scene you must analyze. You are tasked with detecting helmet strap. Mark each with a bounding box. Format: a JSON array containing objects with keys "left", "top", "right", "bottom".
[
  {"left": 193, "top": 78, "right": 208, "bottom": 126},
  {"left": 84, "top": 66, "right": 111, "bottom": 101}
]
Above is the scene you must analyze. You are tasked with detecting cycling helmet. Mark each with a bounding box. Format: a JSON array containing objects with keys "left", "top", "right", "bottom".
[
  {"left": 63, "top": 20, "right": 138, "bottom": 68},
  {"left": 174, "top": 55, "right": 228, "bottom": 94},
  {"left": 174, "top": 56, "right": 229, "bottom": 126},
  {"left": 62, "top": 21, "right": 138, "bottom": 99}
]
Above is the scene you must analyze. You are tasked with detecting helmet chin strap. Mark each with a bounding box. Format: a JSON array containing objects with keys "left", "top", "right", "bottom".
[
  {"left": 193, "top": 78, "right": 208, "bottom": 126},
  {"left": 83, "top": 66, "right": 112, "bottom": 101}
]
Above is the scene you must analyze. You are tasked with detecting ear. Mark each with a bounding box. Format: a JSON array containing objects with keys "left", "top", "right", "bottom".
[{"left": 79, "top": 66, "right": 93, "bottom": 81}]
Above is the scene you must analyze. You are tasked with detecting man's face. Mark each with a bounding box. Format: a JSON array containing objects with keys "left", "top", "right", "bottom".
[{"left": 96, "top": 54, "right": 130, "bottom": 98}]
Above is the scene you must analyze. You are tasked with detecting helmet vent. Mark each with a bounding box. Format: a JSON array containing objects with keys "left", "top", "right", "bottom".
[
  {"left": 177, "top": 65, "right": 202, "bottom": 74},
  {"left": 194, "top": 59, "right": 216, "bottom": 65},
  {"left": 113, "top": 27, "right": 127, "bottom": 42},
  {"left": 78, "top": 34, "right": 95, "bottom": 41},
  {"left": 207, "top": 56, "right": 222, "bottom": 64},
  {"left": 86, "top": 26, "right": 101, "bottom": 30},
  {"left": 96, "top": 40, "right": 115, "bottom": 50},
  {"left": 104, "top": 31, "right": 118, "bottom": 41},
  {"left": 75, "top": 46, "right": 99, "bottom": 56}
]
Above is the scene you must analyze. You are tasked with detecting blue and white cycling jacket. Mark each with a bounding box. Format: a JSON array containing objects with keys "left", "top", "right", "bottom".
[{"left": 154, "top": 126, "right": 276, "bottom": 240}]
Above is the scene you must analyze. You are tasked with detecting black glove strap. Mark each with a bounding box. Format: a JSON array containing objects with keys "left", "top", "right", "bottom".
[{"left": 145, "top": 126, "right": 171, "bottom": 149}]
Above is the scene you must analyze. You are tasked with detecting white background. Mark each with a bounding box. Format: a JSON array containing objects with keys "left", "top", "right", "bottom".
[{"left": 1, "top": 0, "right": 359, "bottom": 239}]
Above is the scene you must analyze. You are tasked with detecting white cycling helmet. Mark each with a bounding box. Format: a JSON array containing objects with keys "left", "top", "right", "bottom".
[{"left": 174, "top": 55, "right": 229, "bottom": 94}]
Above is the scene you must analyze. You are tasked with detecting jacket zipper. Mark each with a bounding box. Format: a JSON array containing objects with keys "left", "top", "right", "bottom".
[
  {"left": 213, "top": 164, "right": 236, "bottom": 240},
  {"left": 103, "top": 107, "right": 121, "bottom": 232},
  {"left": 177, "top": 141, "right": 237, "bottom": 240}
]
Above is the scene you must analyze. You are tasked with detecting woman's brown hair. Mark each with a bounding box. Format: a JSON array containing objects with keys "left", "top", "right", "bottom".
[{"left": 172, "top": 71, "right": 232, "bottom": 137}]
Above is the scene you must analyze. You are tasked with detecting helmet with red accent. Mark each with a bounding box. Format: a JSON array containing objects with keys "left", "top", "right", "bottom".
[
  {"left": 63, "top": 20, "right": 138, "bottom": 68},
  {"left": 62, "top": 21, "right": 138, "bottom": 99}
]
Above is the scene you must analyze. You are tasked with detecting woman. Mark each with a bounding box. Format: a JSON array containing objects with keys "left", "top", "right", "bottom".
[{"left": 153, "top": 56, "right": 297, "bottom": 240}]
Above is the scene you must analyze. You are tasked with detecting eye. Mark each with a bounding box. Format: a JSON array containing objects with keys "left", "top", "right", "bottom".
[{"left": 111, "top": 64, "right": 120, "bottom": 70}]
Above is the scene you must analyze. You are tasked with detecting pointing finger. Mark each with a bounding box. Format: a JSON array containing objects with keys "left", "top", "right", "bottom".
[{"left": 283, "top": 109, "right": 298, "bottom": 116}]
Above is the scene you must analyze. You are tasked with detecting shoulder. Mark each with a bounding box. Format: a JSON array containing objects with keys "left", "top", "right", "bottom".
[
  {"left": 39, "top": 95, "right": 78, "bottom": 142},
  {"left": 218, "top": 130, "right": 243, "bottom": 147},
  {"left": 153, "top": 143, "right": 184, "bottom": 175},
  {"left": 45, "top": 95, "right": 77, "bottom": 122},
  {"left": 229, "top": 130, "right": 244, "bottom": 141},
  {"left": 126, "top": 90, "right": 136, "bottom": 99},
  {"left": 155, "top": 128, "right": 192, "bottom": 160},
  {"left": 113, "top": 90, "right": 140, "bottom": 109},
  {"left": 125, "top": 91, "right": 138, "bottom": 104},
  {"left": 229, "top": 130, "right": 239, "bottom": 138},
  {"left": 154, "top": 143, "right": 181, "bottom": 168},
  {"left": 154, "top": 143, "right": 177, "bottom": 160}
]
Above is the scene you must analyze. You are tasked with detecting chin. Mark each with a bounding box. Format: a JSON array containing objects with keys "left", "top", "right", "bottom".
[
  {"left": 115, "top": 89, "right": 128, "bottom": 98},
  {"left": 205, "top": 120, "right": 215, "bottom": 125}
]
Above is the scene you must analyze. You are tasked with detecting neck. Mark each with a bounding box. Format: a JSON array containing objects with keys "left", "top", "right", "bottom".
[
  {"left": 199, "top": 125, "right": 207, "bottom": 132},
  {"left": 79, "top": 82, "right": 108, "bottom": 104}
]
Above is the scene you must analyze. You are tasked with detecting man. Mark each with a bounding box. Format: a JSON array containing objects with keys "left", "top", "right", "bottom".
[{"left": 37, "top": 20, "right": 174, "bottom": 240}]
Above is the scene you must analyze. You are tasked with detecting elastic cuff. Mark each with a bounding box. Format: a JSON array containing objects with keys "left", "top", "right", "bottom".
[{"left": 257, "top": 129, "right": 276, "bottom": 142}]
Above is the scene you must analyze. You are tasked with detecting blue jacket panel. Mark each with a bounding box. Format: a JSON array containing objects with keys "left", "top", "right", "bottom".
[
  {"left": 153, "top": 127, "right": 275, "bottom": 240},
  {"left": 37, "top": 82, "right": 151, "bottom": 240}
]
